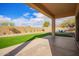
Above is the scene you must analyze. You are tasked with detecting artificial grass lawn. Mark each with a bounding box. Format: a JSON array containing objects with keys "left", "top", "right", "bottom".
[{"left": 0, "top": 33, "right": 51, "bottom": 49}]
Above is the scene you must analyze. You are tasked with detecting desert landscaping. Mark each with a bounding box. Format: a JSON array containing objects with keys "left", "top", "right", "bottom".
[{"left": 0, "top": 26, "right": 45, "bottom": 36}]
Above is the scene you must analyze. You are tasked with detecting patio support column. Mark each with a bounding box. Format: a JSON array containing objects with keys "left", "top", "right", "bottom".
[
  {"left": 75, "top": 12, "right": 79, "bottom": 48},
  {"left": 75, "top": 4, "right": 79, "bottom": 48},
  {"left": 52, "top": 18, "right": 55, "bottom": 40}
]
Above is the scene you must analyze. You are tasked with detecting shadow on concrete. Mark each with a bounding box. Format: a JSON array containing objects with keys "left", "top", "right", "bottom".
[
  {"left": 4, "top": 41, "right": 32, "bottom": 56},
  {"left": 43, "top": 35, "right": 79, "bottom": 56},
  {"left": 4, "top": 36, "right": 36, "bottom": 56}
]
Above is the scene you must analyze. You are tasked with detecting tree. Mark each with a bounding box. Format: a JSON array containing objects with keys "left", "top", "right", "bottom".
[
  {"left": 9, "top": 22, "right": 14, "bottom": 26},
  {"left": 1, "top": 22, "right": 8, "bottom": 26},
  {"left": 60, "top": 17, "right": 75, "bottom": 28},
  {"left": 1, "top": 22, "right": 14, "bottom": 26},
  {"left": 43, "top": 21, "right": 50, "bottom": 27}
]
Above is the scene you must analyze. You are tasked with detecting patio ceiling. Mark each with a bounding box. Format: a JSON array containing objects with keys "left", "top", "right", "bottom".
[{"left": 27, "top": 3, "right": 78, "bottom": 19}]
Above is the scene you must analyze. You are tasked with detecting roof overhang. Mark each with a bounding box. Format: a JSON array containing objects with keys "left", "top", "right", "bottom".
[{"left": 27, "top": 3, "right": 78, "bottom": 19}]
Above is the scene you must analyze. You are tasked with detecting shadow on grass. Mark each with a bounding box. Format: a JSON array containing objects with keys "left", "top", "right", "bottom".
[{"left": 4, "top": 33, "right": 52, "bottom": 56}]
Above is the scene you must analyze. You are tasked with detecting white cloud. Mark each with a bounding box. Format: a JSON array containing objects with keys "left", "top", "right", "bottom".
[
  {"left": 23, "top": 13, "right": 30, "bottom": 17},
  {"left": 0, "top": 15, "right": 4, "bottom": 18},
  {"left": 4, "top": 17, "right": 11, "bottom": 21},
  {"left": 32, "top": 12, "right": 51, "bottom": 22},
  {"left": 30, "top": 8, "right": 35, "bottom": 10},
  {"left": 29, "top": 13, "right": 52, "bottom": 27},
  {"left": 30, "top": 18, "right": 43, "bottom": 22},
  {"left": 29, "top": 18, "right": 43, "bottom": 27},
  {"left": 33, "top": 12, "right": 46, "bottom": 18},
  {"left": 13, "top": 17, "right": 30, "bottom": 26},
  {"left": 23, "top": 12, "right": 51, "bottom": 27},
  {"left": 0, "top": 15, "right": 12, "bottom": 23},
  {"left": 0, "top": 12, "right": 52, "bottom": 27}
]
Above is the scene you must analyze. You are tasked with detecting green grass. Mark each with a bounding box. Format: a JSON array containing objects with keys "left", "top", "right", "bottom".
[{"left": 0, "top": 33, "right": 51, "bottom": 49}]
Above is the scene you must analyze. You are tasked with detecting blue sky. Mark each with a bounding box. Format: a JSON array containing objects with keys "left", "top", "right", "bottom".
[
  {"left": 0, "top": 3, "right": 38, "bottom": 19},
  {"left": 0, "top": 3, "right": 51, "bottom": 27}
]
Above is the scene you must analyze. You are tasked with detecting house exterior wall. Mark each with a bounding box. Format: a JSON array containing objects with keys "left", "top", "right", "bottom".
[{"left": 74, "top": 4, "right": 79, "bottom": 48}]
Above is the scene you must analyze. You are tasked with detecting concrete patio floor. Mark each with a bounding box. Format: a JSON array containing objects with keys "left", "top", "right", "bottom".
[
  {"left": 16, "top": 37, "right": 52, "bottom": 56},
  {"left": 54, "top": 36, "right": 79, "bottom": 56},
  {"left": 0, "top": 35, "right": 79, "bottom": 56}
]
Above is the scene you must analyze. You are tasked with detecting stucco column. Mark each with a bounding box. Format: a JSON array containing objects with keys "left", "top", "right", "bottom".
[
  {"left": 52, "top": 18, "right": 55, "bottom": 41},
  {"left": 76, "top": 13, "right": 79, "bottom": 40}
]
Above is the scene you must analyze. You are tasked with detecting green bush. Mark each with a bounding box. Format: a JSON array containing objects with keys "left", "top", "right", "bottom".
[{"left": 55, "top": 32, "right": 75, "bottom": 37}]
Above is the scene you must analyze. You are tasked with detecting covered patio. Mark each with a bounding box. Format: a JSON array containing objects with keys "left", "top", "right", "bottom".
[
  {"left": 26, "top": 3, "right": 79, "bottom": 55},
  {"left": 0, "top": 3, "right": 79, "bottom": 56}
]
